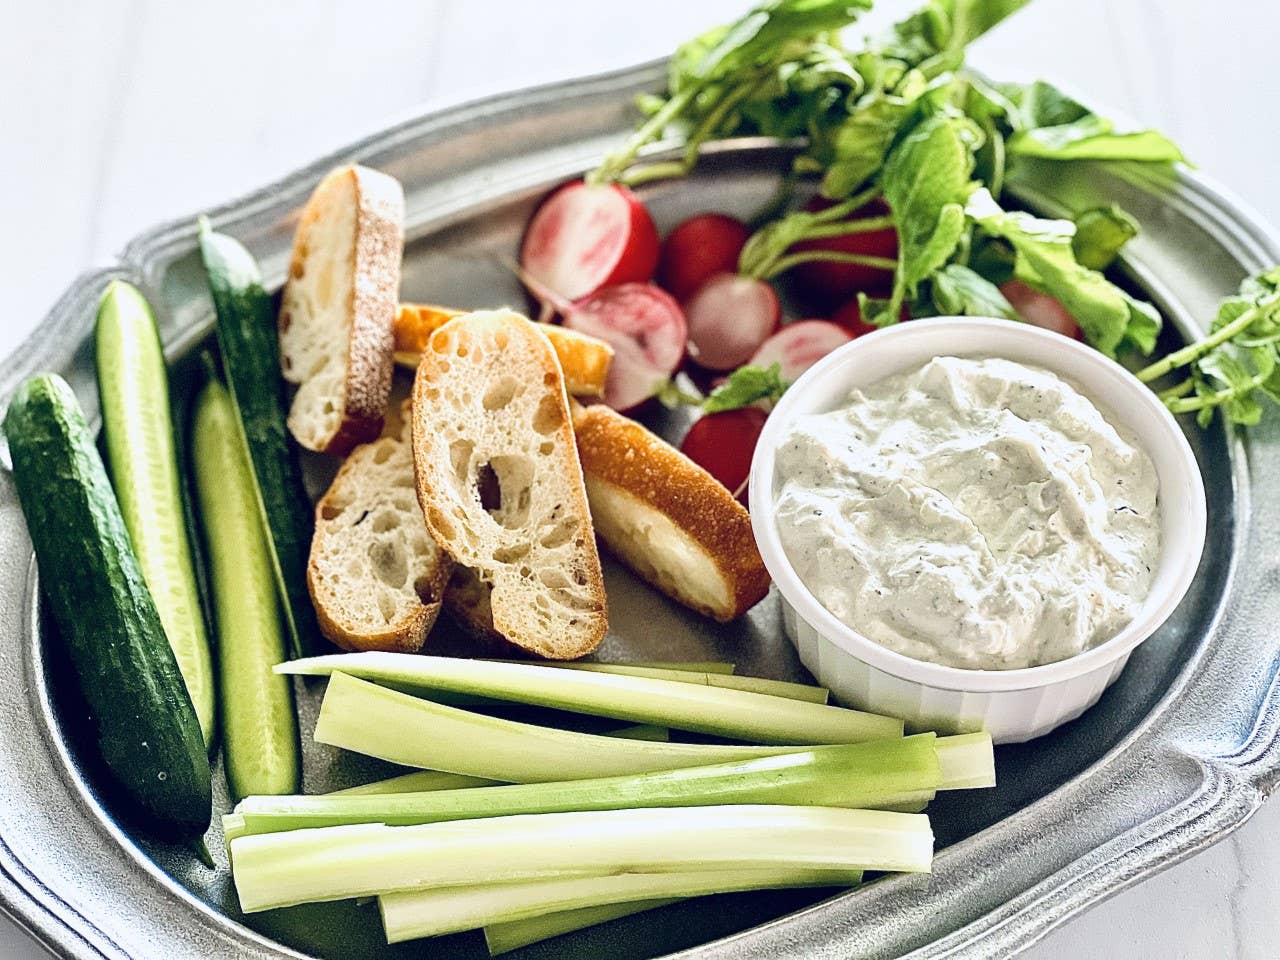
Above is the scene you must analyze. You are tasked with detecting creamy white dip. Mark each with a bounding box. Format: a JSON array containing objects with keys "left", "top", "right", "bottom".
[{"left": 774, "top": 356, "right": 1161, "bottom": 670}]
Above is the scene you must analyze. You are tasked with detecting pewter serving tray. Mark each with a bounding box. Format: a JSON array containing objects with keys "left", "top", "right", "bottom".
[{"left": 1, "top": 62, "right": 1278, "bottom": 960}]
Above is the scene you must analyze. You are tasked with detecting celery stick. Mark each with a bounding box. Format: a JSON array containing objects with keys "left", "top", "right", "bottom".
[
  {"left": 229, "top": 805, "right": 931, "bottom": 912},
  {"left": 936, "top": 733, "right": 996, "bottom": 789},
  {"left": 317, "top": 674, "right": 800, "bottom": 781},
  {"left": 497, "top": 660, "right": 735, "bottom": 675},
  {"left": 282, "top": 654, "right": 902, "bottom": 744},
  {"left": 485, "top": 900, "right": 676, "bottom": 955},
  {"left": 325, "top": 725, "right": 670, "bottom": 798},
  {"left": 380, "top": 867, "right": 863, "bottom": 943},
  {"left": 227, "top": 736, "right": 941, "bottom": 837},
  {"left": 491, "top": 660, "right": 824, "bottom": 702}
]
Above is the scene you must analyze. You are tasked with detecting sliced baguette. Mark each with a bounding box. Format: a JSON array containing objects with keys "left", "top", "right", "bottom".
[
  {"left": 395, "top": 302, "right": 613, "bottom": 397},
  {"left": 571, "top": 401, "right": 770, "bottom": 622},
  {"left": 308, "top": 421, "right": 449, "bottom": 653},
  {"left": 279, "top": 164, "right": 405, "bottom": 456},
  {"left": 412, "top": 309, "right": 607, "bottom": 659}
]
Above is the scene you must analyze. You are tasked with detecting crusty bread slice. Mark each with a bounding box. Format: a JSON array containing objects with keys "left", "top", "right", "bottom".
[
  {"left": 279, "top": 164, "right": 405, "bottom": 456},
  {"left": 412, "top": 309, "right": 607, "bottom": 659},
  {"left": 308, "top": 419, "right": 449, "bottom": 653},
  {"left": 395, "top": 303, "right": 613, "bottom": 397},
  {"left": 571, "top": 401, "right": 769, "bottom": 622}
]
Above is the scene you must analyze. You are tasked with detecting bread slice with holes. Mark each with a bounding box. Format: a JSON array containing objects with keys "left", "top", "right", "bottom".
[
  {"left": 394, "top": 303, "right": 614, "bottom": 397},
  {"left": 571, "top": 401, "right": 770, "bottom": 622},
  {"left": 308, "top": 419, "right": 449, "bottom": 653},
  {"left": 412, "top": 309, "right": 607, "bottom": 659},
  {"left": 279, "top": 164, "right": 405, "bottom": 456}
]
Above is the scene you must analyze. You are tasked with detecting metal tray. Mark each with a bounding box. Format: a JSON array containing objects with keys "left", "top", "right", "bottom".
[{"left": 1, "top": 61, "right": 1279, "bottom": 960}]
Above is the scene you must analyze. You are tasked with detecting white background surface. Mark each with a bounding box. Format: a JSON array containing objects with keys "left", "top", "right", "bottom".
[{"left": 2, "top": 1, "right": 1277, "bottom": 957}]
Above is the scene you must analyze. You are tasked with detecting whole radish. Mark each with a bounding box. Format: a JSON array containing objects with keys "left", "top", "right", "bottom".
[
  {"left": 750, "top": 320, "right": 853, "bottom": 384},
  {"left": 657, "top": 213, "right": 751, "bottom": 302},
  {"left": 521, "top": 181, "right": 660, "bottom": 301},
  {"left": 1000, "top": 280, "right": 1083, "bottom": 340},
  {"left": 792, "top": 198, "right": 898, "bottom": 303},
  {"left": 684, "top": 273, "right": 781, "bottom": 371},
  {"left": 680, "top": 407, "right": 768, "bottom": 504}
]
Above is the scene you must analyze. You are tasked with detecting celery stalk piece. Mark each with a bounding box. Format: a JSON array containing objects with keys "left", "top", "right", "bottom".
[
  {"left": 490, "top": 661, "right": 826, "bottom": 702},
  {"left": 936, "top": 733, "right": 996, "bottom": 789},
  {"left": 324, "top": 725, "right": 670, "bottom": 798},
  {"left": 316, "top": 674, "right": 802, "bottom": 781},
  {"left": 226, "top": 736, "right": 942, "bottom": 837},
  {"left": 229, "top": 805, "right": 931, "bottom": 912},
  {"left": 281, "top": 654, "right": 902, "bottom": 744},
  {"left": 493, "top": 660, "right": 735, "bottom": 675},
  {"left": 484, "top": 900, "right": 677, "bottom": 955},
  {"left": 380, "top": 867, "right": 864, "bottom": 943}
]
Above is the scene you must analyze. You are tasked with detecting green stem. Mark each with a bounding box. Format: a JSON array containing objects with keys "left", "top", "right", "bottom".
[
  {"left": 763, "top": 250, "right": 897, "bottom": 280},
  {"left": 800, "top": 215, "right": 895, "bottom": 240},
  {"left": 1165, "top": 374, "right": 1269, "bottom": 414},
  {"left": 1157, "top": 378, "right": 1195, "bottom": 401},
  {"left": 1137, "top": 290, "right": 1280, "bottom": 383},
  {"left": 588, "top": 87, "right": 697, "bottom": 186}
]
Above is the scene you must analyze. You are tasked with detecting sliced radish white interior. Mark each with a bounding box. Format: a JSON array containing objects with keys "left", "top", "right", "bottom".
[
  {"left": 684, "top": 273, "right": 781, "bottom": 372},
  {"left": 999, "top": 280, "right": 1082, "bottom": 340},
  {"left": 520, "top": 181, "right": 659, "bottom": 301},
  {"left": 562, "top": 283, "right": 688, "bottom": 411},
  {"left": 750, "top": 320, "right": 853, "bottom": 383}
]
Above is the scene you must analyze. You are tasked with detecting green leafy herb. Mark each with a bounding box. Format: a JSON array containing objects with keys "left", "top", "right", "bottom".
[
  {"left": 1072, "top": 205, "right": 1138, "bottom": 270},
  {"left": 1003, "top": 80, "right": 1184, "bottom": 162},
  {"left": 930, "top": 263, "right": 1017, "bottom": 318},
  {"left": 703, "top": 363, "right": 789, "bottom": 412}
]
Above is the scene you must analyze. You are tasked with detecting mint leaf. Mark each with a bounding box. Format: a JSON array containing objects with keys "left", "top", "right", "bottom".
[
  {"left": 1072, "top": 205, "right": 1138, "bottom": 271},
  {"left": 703, "top": 363, "right": 788, "bottom": 413},
  {"left": 931, "top": 263, "right": 1017, "bottom": 318}
]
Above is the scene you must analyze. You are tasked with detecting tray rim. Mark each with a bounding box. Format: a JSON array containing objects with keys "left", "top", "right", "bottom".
[{"left": 1, "top": 58, "right": 1279, "bottom": 960}]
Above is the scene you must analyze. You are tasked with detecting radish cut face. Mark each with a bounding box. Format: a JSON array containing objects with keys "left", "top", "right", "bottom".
[
  {"left": 521, "top": 181, "right": 660, "bottom": 301},
  {"left": 685, "top": 273, "right": 781, "bottom": 372},
  {"left": 1000, "top": 280, "right": 1083, "bottom": 340},
  {"left": 563, "top": 283, "right": 688, "bottom": 411},
  {"left": 750, "top": 320, "right": 853, "bottom": 384}
]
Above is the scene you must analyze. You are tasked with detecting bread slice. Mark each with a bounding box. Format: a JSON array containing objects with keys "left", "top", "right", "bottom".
[
  {"left": 571, "top": 401, "right": 770, "bottom": 622},
  {"left": 395, "top": 302, "right": 613, "bottom": 397},
  {"left": 411, "top": 309, "right": 607, "bottom": 659},
  {"left": 308, "top": 421, "right": 449, "bottom": 653},
  {"left": 279, "top": 164, "right": 405, "bottom": 456}
]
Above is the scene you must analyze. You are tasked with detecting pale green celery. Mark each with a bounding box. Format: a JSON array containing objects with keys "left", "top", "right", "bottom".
[
  {"left": 380, "top": 867, "right": 864, "bottom": 943},
  {"left": 493, "top": 660, "right": 735, "bottom": 675},
  {"left": 316, "top": 674, "right": 799, "bottom": 781},
  {"left": 229, "top": 805, "right": 930, "bottom": 912},
  {"left": 324, "top": 725, "right": 669, "bottom": 798},
  {"left": 485, "top": 900, "right": 677, "bottom": 955},
  {"left": 491, "top": 660, "right": 825, "bottom": 703},
  {"left": 281, "top": 654, "right": 901, "bottom": 744},
  {"left": 935, "top": 733, "right": 996, "bottom": 789},
  {"left": 225, "top": 736, "right": 941, "bottom": 838}
]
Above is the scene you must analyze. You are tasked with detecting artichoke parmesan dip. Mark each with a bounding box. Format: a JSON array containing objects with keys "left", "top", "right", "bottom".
[{"left": 774, "top": 356, "right": 1161, "bottom": 670}]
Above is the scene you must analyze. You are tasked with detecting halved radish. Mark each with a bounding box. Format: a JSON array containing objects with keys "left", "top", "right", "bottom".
[
  {"left": 680, "top": 407, "right": 768, "bottom": 504},
  {"left": 750, "top": 320, "right": 853, "bottom": 384},
  {"left": 560, "top": 283, "right": 688, "bottom": 411},
  {"left": 657, "top": 213, "right": 751, "bottom": 302},
  {"left": 831, "top": 298, "right": 908, "bottom": 337},
  {"left": 1000, "top": 280, "right": 1082, "bottom": 340},
  {"left": 685, "top": 273, "right": 781, "bottom": 372},
  {"left": 521, "top": 181, "right": 660, "bottom": 301},
  {"left": 793, "top": 198, "right": 898, "bottom": 303}
]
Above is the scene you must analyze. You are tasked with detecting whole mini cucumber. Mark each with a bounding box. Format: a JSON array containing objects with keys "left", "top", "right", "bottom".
[
  {"left": 95, "top": 280, "right": 216, "bottom": 746},
  {"left": 5, "top": 373, "right": 212, "bottom": 837},
  {"left": 191, "top": 378, "right": 300, "bottom": 799}
]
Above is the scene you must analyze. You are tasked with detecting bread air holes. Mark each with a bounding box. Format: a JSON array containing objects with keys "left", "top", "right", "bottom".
[
  {"left": 372, "top": 442, "right": 394, "bottom": 465},
  {"left": 532, "top": 394, "right": 564, "bottom": 435},
  {"left": 368, "top": 539, "right": 408, "bottom": 589},
  {"left": 540, "top": 514, "right": 576, "bottom": 549},
  {"left": 475, "top": 455, "right": 534, "bottom": 529},
  {"left": 483, "top": 375, "right": 522, "bottom": 411}
]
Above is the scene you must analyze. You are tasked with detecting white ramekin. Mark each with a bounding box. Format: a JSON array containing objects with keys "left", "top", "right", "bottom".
[{"left": 750, "top": 317, "right": 1207, "bottom": 743}]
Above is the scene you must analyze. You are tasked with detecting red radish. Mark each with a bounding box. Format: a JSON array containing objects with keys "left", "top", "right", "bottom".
[
  {"left": 559, "top": 283, "right": 688, "bottom": 411},
  {"left": 831, "top": 298, "right": 908, "bottom": 337},
  {"left": 521, "top": 181, "right": 660, "bottom": 301},
  {"left": 1000, "top": 280, "right": 1083, "bottom": 340},
  {"left": 792, "top": 198, "right": 898, "bottom": 303},
  {"left": 657, "top": 213, "right": 751, "bottom": 302},
  {"left": 681, "top": 407, "right": 768, "bottom": 503},
  {"left": 750, "top": 320, "right": 853, "bottom": 383},
  {"left": 684, "top": 273, "right": 781, "bottom": 372}
]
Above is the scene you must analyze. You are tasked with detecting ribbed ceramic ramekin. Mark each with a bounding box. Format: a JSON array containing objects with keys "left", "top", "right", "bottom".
[{"left": 749, "top": 317, "right": 1207, "bottom": 743}]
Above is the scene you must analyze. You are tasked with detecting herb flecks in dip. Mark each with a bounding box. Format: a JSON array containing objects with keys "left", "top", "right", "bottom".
[{"left": 774, "top": 356, "right": 1161, "bottom": 671}]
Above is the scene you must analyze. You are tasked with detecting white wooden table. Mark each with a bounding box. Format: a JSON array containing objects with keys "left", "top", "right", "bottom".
[{"left": 2, "top": 1, "right": 1274, "bottom": 956}]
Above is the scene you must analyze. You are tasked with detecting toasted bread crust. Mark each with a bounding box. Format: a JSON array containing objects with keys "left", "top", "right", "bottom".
[
  {"left": 395, "top": 303, "right": 613, "bottom": 397},
  {"left": 282, "top": 165, "right": 404, "bottom": 456},
  {"left": 571, "top": 402, "right": 770, "bottom": 621}
]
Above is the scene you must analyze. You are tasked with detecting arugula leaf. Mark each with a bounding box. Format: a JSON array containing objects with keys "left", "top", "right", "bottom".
[
  {"left": 1004, "top": 80, "right": 1184, "bottom": 162},
  {"left": 703, "top": 363, "right": 789, "bottom": 412},
  {"left": 930, "top": 263, "right": 1017, "bottom": 318},
  {"left": 1072, "top": 205, "right": 1138, "bottom": 270}
]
